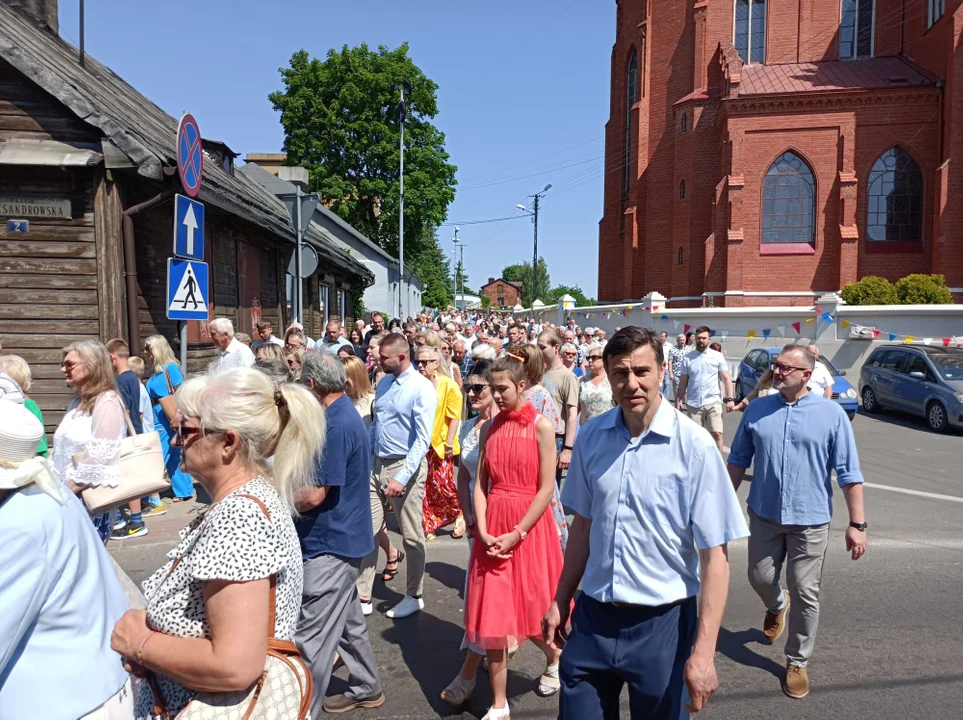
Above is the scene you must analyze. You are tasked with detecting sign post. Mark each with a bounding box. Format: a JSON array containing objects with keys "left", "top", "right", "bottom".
[
  {"left": 174, "top": 114, "right": 205, "bottom": 368},
  {"left": 279, "top": 189, "right": 319, "bottom": 324}
]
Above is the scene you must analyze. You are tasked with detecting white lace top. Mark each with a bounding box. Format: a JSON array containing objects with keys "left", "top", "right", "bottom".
[{"left": 52, "top": 392, "right": 126, "bottom": 489}]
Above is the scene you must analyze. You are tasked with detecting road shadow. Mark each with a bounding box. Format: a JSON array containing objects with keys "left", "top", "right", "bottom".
[
  {"left": 716, "top": 627, "right": 784, "bottom": 679},
  {"left": 427, "top": 560, "right": 469, "bottom": 599}
]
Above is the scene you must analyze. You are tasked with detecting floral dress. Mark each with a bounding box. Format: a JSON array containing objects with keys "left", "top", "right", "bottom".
[
  {"left": 52, "top": 392, "right": 126, "bottom": 541},
  {"left": 135, "top": 478, "right": 303, "bottom": 719},
  {"left": 579, "top": 375, "right": 613, "bottom": 424}
]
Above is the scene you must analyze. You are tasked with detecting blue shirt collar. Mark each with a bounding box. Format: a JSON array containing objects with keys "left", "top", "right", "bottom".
[
  {"left": 776, "top": 389, "right": 818, "bottom": 407},
  {"left": 601, "top": 396, "right": 675, "bottom": 441},
  {"left": 394, "top": 364, "right": 418, "bottom": 385}
]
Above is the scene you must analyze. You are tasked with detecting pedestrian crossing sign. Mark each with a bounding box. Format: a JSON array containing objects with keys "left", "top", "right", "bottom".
[{"left": 167, "top": 258, "right": 209, "bottom": 320}]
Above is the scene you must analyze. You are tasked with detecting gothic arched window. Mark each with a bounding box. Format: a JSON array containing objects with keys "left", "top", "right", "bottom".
[
  {"left": 867, "top": 147, "right": 923, "bottom": 243},
  {"left": 762, "top": 152, "right": 815, "bottom": 245},
  {"left": 734, "top": 0, "right": 767, "bottom": 63},
  {"left": 623, "top": 50, "right": 638, "bottom": 195}
]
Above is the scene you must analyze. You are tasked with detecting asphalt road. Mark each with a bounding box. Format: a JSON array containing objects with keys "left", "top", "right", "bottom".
[{"left": 111, "top": 407, "right": 963, "bottom": 719}]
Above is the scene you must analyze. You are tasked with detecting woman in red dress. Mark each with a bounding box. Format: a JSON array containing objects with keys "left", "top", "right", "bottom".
[{"left": 464, "top": 355, "right": 565, "bottom": 720}]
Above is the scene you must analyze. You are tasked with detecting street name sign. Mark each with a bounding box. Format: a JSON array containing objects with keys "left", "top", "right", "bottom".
[
  {"left": 173, "top": 193, "right": 205, "bottom": 260},
  {"left": 167, "top": 258, "right": 209, "bottom": 321},
  {"left": 176, "top": 113, "right": 203, "bottom": 198}
]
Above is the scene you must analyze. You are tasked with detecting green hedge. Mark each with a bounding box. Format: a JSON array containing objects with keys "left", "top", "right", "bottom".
[{"left": 841, "top": 274, "right": 953, "bottom": 306}]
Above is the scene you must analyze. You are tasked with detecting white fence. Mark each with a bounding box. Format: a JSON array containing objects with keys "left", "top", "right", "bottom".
[{"left": 515, "top": 292, "right": 963, "bottom": 378}]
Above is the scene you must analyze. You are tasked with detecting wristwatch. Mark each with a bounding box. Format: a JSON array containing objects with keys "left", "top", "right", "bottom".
[
  {"left": 723, "top": 397, "right": 734, "bottom": 403},
  {"left": 562, "top": 445, "right": 573, "bottom": 451},
  {"left": 513, "top": 525, "right": 528, "bottom": 541},
  {"left": 849, "top": 521, "right": 868, "bottom": 531}
]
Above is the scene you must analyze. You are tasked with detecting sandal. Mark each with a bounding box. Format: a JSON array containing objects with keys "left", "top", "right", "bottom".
[
  {"left": 481, "top": 705, "right": 510, "bottom": 720},
  {"left": 171, "top": 495, "right": 193, "bottom": 503},
  {"left": 536, "top": 662, "right": 561, "bottom": 697},
  {"left": 440, "top": 675, "right": 475, "bottom": 706},
  {"left": 379, "top": 549, "right": 405, "bottom": 582},
  {"left": 451, "top": 516, "right": 466, "bottom": 539}
]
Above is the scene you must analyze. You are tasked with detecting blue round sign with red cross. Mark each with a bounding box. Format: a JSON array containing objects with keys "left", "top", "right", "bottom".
[{"left": 176, "top": 113, "right": 203, "bottom": 198}]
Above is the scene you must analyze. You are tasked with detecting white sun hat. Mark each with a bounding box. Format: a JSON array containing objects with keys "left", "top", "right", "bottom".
[{"left": 0, "top": 399, "right": 63, "bottom": 503}]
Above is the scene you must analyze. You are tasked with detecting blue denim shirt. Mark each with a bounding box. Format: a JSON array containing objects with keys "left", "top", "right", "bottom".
[{"left": 728, "top": 391, "right": 864, "bottom": 526}]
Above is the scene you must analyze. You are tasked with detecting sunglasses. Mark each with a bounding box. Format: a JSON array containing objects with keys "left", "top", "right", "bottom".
[
  {"left": 563, "top": 351, "right": 576, "bottom": 357},
  {"left": 415, "top": 359, "right": 437, "bottom": 366},
  {"left": 60, "top": 359, "right": 82, "bottom": 371},
  {"left": 587, "top": 355, "right": 604, "bottom": 362},
  {"left": 464, "top": 383, "right": 489, "bottom": 394}
]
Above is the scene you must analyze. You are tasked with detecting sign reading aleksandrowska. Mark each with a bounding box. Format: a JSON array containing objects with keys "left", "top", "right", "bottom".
[{"left": 0, "top": 197, "right": 71, "bottom": 218}]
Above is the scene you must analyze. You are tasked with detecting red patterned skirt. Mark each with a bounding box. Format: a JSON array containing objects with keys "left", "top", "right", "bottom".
[{"left": 423, "top": 449, "right": 461, "bottom": 535}]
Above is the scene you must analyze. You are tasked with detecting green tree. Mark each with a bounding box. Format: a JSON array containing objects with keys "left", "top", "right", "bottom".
[
  {"left": 895, "top": 274, "right": 953, "bottom": 304},
  {"left": 270, "top": 44, "right": 458, "bottom": 275},
  {"left": 546, "top": 284, "right": 596, "bottom": 307},
  {"left": 840, "top": 276, "right": 898, "bottom": 305},
  {"left": 501, "top": 258, "right": 551, "bottom": 306},
  {"left": 454, "top": 257, "right": 469, "bottom": 296},
  {"left": 480, "top": 295, "right": 492, "bottom": 310},
  {"left": 411, "top": 237, "right": 452, "bottom": 309}
]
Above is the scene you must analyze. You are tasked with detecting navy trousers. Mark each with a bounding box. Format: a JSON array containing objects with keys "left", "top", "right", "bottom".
[{"left": 559, "top": 594, "right": 697, "bottom": 720}]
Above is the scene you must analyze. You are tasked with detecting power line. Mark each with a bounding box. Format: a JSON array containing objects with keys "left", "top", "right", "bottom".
[{"left": 439, "top": 214, "right": 530, "bottom": 227}]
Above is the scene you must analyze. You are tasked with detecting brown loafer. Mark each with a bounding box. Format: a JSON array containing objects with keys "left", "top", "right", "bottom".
[
  {"left": 783, "top": 663, "right": 809, "bottom": 699},
  {"left": 323, "top": 692, "right": 386, "bottom": 714},
  {"left": 763, "top": 590, "right": 790, "bottom": 643}
]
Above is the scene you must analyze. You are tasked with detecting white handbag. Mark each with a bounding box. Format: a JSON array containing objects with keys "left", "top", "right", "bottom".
[
  {"left": 146, "top": 494, "right": 314, "bottom": 720},
  {"left": 82, "top": 403, "right": 170, "bottom": 514}
]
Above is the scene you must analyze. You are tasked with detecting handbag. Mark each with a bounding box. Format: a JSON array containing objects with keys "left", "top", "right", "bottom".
[
  {"left": 147, "top": 494, "right": 313, "bottom": 720},
  {"left": 82, "top": 401, "right": 170, "bottom": 514}
]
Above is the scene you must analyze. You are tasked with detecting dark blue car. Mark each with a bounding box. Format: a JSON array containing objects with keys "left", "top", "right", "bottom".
[{"left": 735, "top": 347, "right": 859, "bottom": 420}]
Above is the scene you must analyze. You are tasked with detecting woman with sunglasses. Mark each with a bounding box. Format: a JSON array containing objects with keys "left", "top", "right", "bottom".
[
  {"left": 559, "top": 343, "right": 583, "bottom": 378},
  {"left": 441, "top": 361, "right": 494, "bottom": 707},
  {"left": 579, "top": 341, "right": 613, "bottom": 425},
  {"left": 416, "top": 346, "right": 465, "bottom": 541},
  {"left": 111, "top": 367, "right": 325, "bottom": 719},
  {"left": 143, "top": 335, "right": 195, "bottom": 502},
  {"left": 53, "top": 340, "right": 129, "bottom": 543}
]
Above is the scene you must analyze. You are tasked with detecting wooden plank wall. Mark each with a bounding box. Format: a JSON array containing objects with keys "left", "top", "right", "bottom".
[
  {"left": 0, "top": 166, "right": 100, "bottom": 435},
  {"left": 0, "top": 58, "right": 100, "bottom": 143}
]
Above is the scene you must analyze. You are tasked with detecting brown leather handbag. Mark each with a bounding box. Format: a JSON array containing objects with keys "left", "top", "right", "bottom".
[{"left": 146, "top": 494, "right": 313, "bottom": 720}]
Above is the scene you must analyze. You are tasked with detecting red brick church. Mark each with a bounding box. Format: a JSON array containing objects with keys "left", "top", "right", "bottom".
[{"left": 597, "top": 0, "right": 963, "bottom": 306}]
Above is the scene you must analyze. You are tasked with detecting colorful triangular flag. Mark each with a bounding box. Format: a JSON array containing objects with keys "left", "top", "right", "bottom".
[
  {"left": 841, "top": 320, "right": 850, "bottom": 329},
  {"left": 805, "top": 318, "right": 815, "bottom": 324},
  {"left": 821, "top": 313, "right": 833, "bottom": 322},
  {"left": 888, "top": 333, "right": 897, "bottom": 341},
  {"left": 872, "top": 329, "right": 881, "bottom": 339},
  {"left": 762, "top": 329, "right": 771, "bottom": 340},
  {"left": 923, "top": 338, "right": 932, "bottom": 346},
  {"left": 748, "top": 330, "right": 757, "bottom": 340},
  {"left": 661, "top": 315, "right": 669, "bottom": 321},
  {"left": 720, "top": 330, "right": 729, "bottom": 339},
  {"left": 777, "top": 326, "right": 785, "bottom": 336},
  {"left": 905, "top": 336, "right": 915, "bottom": 344},
  {"left": 814, "top": 306, "right": 823, "bottom": 314},
  {"left": 792, "top": 321, "right": 801, "bottom": 334},
  {"left": 684, "top": 324, "right": 691, "bottom": 334},
  {"left": 943, "top": 337, "right": 952, "bottom": 348}
]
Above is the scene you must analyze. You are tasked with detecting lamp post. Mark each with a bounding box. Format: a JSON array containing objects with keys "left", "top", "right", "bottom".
[
  {"left": 453, "top": 227, "right": 466, "bottom": 311},
  {"left": 516, "top": 183, "right": 551, "bottom": 305},
  {"left": 396, "top": 78, "right": 413, "bottom": 319}
]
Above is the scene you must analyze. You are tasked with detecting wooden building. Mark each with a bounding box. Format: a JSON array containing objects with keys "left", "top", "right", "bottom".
[{"left": 0, "top": 1, "right": 373, "bottom": 434}]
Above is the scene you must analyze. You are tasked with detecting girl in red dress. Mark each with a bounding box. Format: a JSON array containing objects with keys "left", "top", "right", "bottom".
[{"left": 464, "top": 356, "right": 565, "bottom": 720}]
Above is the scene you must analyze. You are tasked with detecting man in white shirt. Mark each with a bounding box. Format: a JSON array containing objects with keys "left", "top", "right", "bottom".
[
  {"left": 252, "top": 320, "right": 284, "bottom": 351},
  {"left": 807, "top": 346, "right": 834, "bottom": 399},
  {"left": 660, "top": 331, "right": 674, "bottom": 398},
  {"left": 316, "top": 320, "right": 354, "bottom": 355},
  {"left": 676, "top": 326, "right": 735, "bottom": 452},
  {"left": 210, "top": 318, "right": 255, "bottom": 371}
]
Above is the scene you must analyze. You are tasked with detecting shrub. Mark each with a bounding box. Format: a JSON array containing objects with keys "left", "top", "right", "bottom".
[
  {"left": 840, "top": 276, "right": 898, "bottom": 306},
  {"left": 895, "top": 274, "right": 953, "bottom": 305}
]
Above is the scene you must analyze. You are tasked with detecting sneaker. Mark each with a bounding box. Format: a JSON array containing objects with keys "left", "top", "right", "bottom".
[
  {"left": 111, "top": 522, "right": 147, "bottom": 540},
  {"left": 142, "top": 501, "right": 167, "bottom": 517},
  {"left": 322, "top": 691, "right": 385, "bottom": 714},
  {"left": 112, "top": 517, "right": 127, "bottom": 531},
  {"left": 783, "top": 663, "right": 809, "bottom": 699},
  {"left": 385, "top": 595, "right": 424, "bottom": 619},
  {"left": 763, "top": 590, "right": 790, "bottom": 643},
  {"left": 360, "top": 599, "right": 373, "bottom": 616}
]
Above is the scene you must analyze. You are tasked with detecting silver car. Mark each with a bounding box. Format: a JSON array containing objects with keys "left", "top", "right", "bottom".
[{"left": 859, "top": 345, "right": 963, "bottom": 432}]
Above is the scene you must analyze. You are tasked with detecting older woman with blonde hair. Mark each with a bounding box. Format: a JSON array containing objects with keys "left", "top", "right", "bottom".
[
  {"left": 256, "top": 342, "right": 286, "bottom": 363},
  {"left": 0, "top": 354, "right": 47, "bottom": 456},
  {"left": 53, "top": 339, "right": 127, "bottom": 542},
  {"left": 111, "top": 367, "right": 326, "bottom": 719},
  {"left": 342, "top": 355, "right": 375, "bottom": 426},
  {"left": 579, "top": 341, "right": 612, "bottom": 424},
  {"left": 285, "top": 346, "right": 307, "bottom": 381},
  {"left": 143, "top": 334, "right": 193, "bottom": 501}
]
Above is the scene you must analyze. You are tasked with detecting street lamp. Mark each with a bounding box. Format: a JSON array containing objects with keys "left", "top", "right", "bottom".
[
  {"left": 517, "top": 184, "right": 551, "bottom": 304},
  {"left": 452, "top": 227, "right": 466, "bottom": 311},
  {"left": 396, "top": 78, "right": 413, "bottom": 319}
]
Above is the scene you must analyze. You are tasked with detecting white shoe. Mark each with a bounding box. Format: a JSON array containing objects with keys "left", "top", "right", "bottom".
[
  {"left": 385, "top": 595, "right": 424, "bottom": 619},
  {"left": 360, "top": 600, "right": 373, "bottom": 616}
]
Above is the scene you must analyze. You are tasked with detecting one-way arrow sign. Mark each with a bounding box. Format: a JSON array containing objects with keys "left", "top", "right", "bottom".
[{"left": 173, "top": 193, "right": 205, "bottom": 260}]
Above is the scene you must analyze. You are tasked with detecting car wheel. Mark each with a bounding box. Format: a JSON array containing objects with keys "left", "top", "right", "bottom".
[
  {"left": 734, "top": 381, "right": 744, "bottom": 403},
  {"left": 861, "top": 387, "right": 879, "bottom": 413},
  {"left": 927, "top": 401, "right": 948, "bottom": 433}
]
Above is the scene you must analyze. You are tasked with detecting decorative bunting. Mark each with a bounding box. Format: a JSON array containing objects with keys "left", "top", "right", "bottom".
[
  {"left": 777, "top": 326, "right": 785, "bottom": 336},
  {"left": 841, "top": 320, "right": 851, "bottom": 329},
  {"left": 943, "top": 337, "right": 952, "bottom": 348},
  {"left": 905, "top": 335, "right": 915, "bottom": 344},
  {"left": 762, "top": 328, "right": 771, "bottom": 340},
  {"left": 805, "top": 318, "right": 815, "bottom": 324},
  {"left": 661, "top": 315, "right": 670, "bottom": 321},
  {"left": 923, "top": 338, "right": 932, "bottom": 346},
  {"left": 821, "top": 313, "right": 833, "bottom": 322},
  {"left": 710, "top": 330, "right": 717, "bottom": 337},
  {"left": 792, "top": 321, "right": 801, "bottom": 334},
  {"left": 720, "top": 330, "right": 729, "bottom": 339},
  {"left": 684, "top": 324, "right": 691, "bottom": 334},
  {"left": 747, "top": 330, "right": 757, "bottom": 340},
  {"left": 627, "top": 306, "right": 635, "bottom": 311},
  {"left": 872, "top": 330, "right": 881, "bottom": 339},
  {"left": 888, "top": 333, "right": 897, "bottom": 341},
  {"left": 814, "top": 306, "right": 823, "bottom": 314}
]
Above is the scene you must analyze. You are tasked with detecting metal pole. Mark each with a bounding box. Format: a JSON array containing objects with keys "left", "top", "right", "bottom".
[
  {"left": 398, "top": 86, "right": 406, "bottom": 320},
  {"left": 79, "top": 0, "right": 85, "bottom": 67},
  {"left": 295, "top": 185, "right": 303, "bottom": 324},
  {"left": 459, "top": 242, "right": 465, "bottom": 312},
  {"left": 451, "top": 246, "right": 457, "bottom": 308},
  {"left": 532, "top": 193, "right": 539, "bottom": 304},
  {"left": 179, "top": 321, "right": 187, "bottom": 371}
]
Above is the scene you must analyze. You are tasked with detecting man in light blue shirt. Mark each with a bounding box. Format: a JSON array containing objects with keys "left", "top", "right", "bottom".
[
  {"left": 543, "top": 327, "right": 748, "bottom": 720},
  {"left": 315, "top": 320, "right": 354, "bottom": 355},
  {"left": 358, "top": 332, "right": 438, "bottom": 620},
  {"left": 728, "top": 343, "right": 867, "bottom": 700}
]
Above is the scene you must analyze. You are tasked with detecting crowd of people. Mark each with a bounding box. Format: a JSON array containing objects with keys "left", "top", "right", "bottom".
[{"left": 0, "top": 309, "right": 868, "bottom": 719}]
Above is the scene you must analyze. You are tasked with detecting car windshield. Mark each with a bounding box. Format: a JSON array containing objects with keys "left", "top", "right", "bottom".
[
  {"left": 816, "top": 356, "right": 838, "bottom": 375},
  {"left": 929, "top": 354, "right": 963, "bottom": 381}
]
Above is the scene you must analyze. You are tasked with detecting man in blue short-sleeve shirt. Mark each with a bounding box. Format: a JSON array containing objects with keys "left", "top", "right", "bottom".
[
  {"left": 295, "top": 353, "right": 383, "bottom": 716},
  {"left": 543, "top": 327, "right": 748, "bottom": 720}
]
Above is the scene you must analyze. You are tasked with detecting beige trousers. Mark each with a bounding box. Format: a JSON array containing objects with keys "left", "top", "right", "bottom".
[{"left": 357, "top": 456, "right": 428, "bottom": 600}]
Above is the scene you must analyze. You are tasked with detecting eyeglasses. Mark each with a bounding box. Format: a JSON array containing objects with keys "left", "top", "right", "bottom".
[
  {"left": 464, "top": 383, "right": 489, "bottom": 394},
  {"left": 172, "top": 421, "right": 221, "bottom": 446},
  {"left": 562, "top": 352, "right": 576, "bottom": 357},
  {"left": 415, "top": 359, "right": 437, "bottom": 366},
  {"left": 770, "top": 361, "right": 809, "bottom": 375},
  {"left": 60, "top": 359, "right": 81, "bottom": 371},
  {"left": 587, "top": 355, "right": 604, "bottom": 362}
]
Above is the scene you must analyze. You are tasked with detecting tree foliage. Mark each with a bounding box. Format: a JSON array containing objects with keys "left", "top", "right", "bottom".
[
  {"left": 500, "top": 259, "right": 551, "bottom": 306},
  {"left": 410, "top": 237, "right": 453, "bottom": 309},
  {"left": 454, "top": 257, "right": 469, "bottom": 295},
  {"left": 546, "top": 284, "right": 596, "bottom": 307},
  {"left": 270, "top": 43, "right": 458, "bottom": 287},
  {"left": 895, "top": 274, "right": 953, "bottom": 305}
]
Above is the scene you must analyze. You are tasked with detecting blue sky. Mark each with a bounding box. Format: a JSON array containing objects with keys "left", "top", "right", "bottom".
[{"left": 59, "top": 1, "right": 614, "bottom": 298}]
